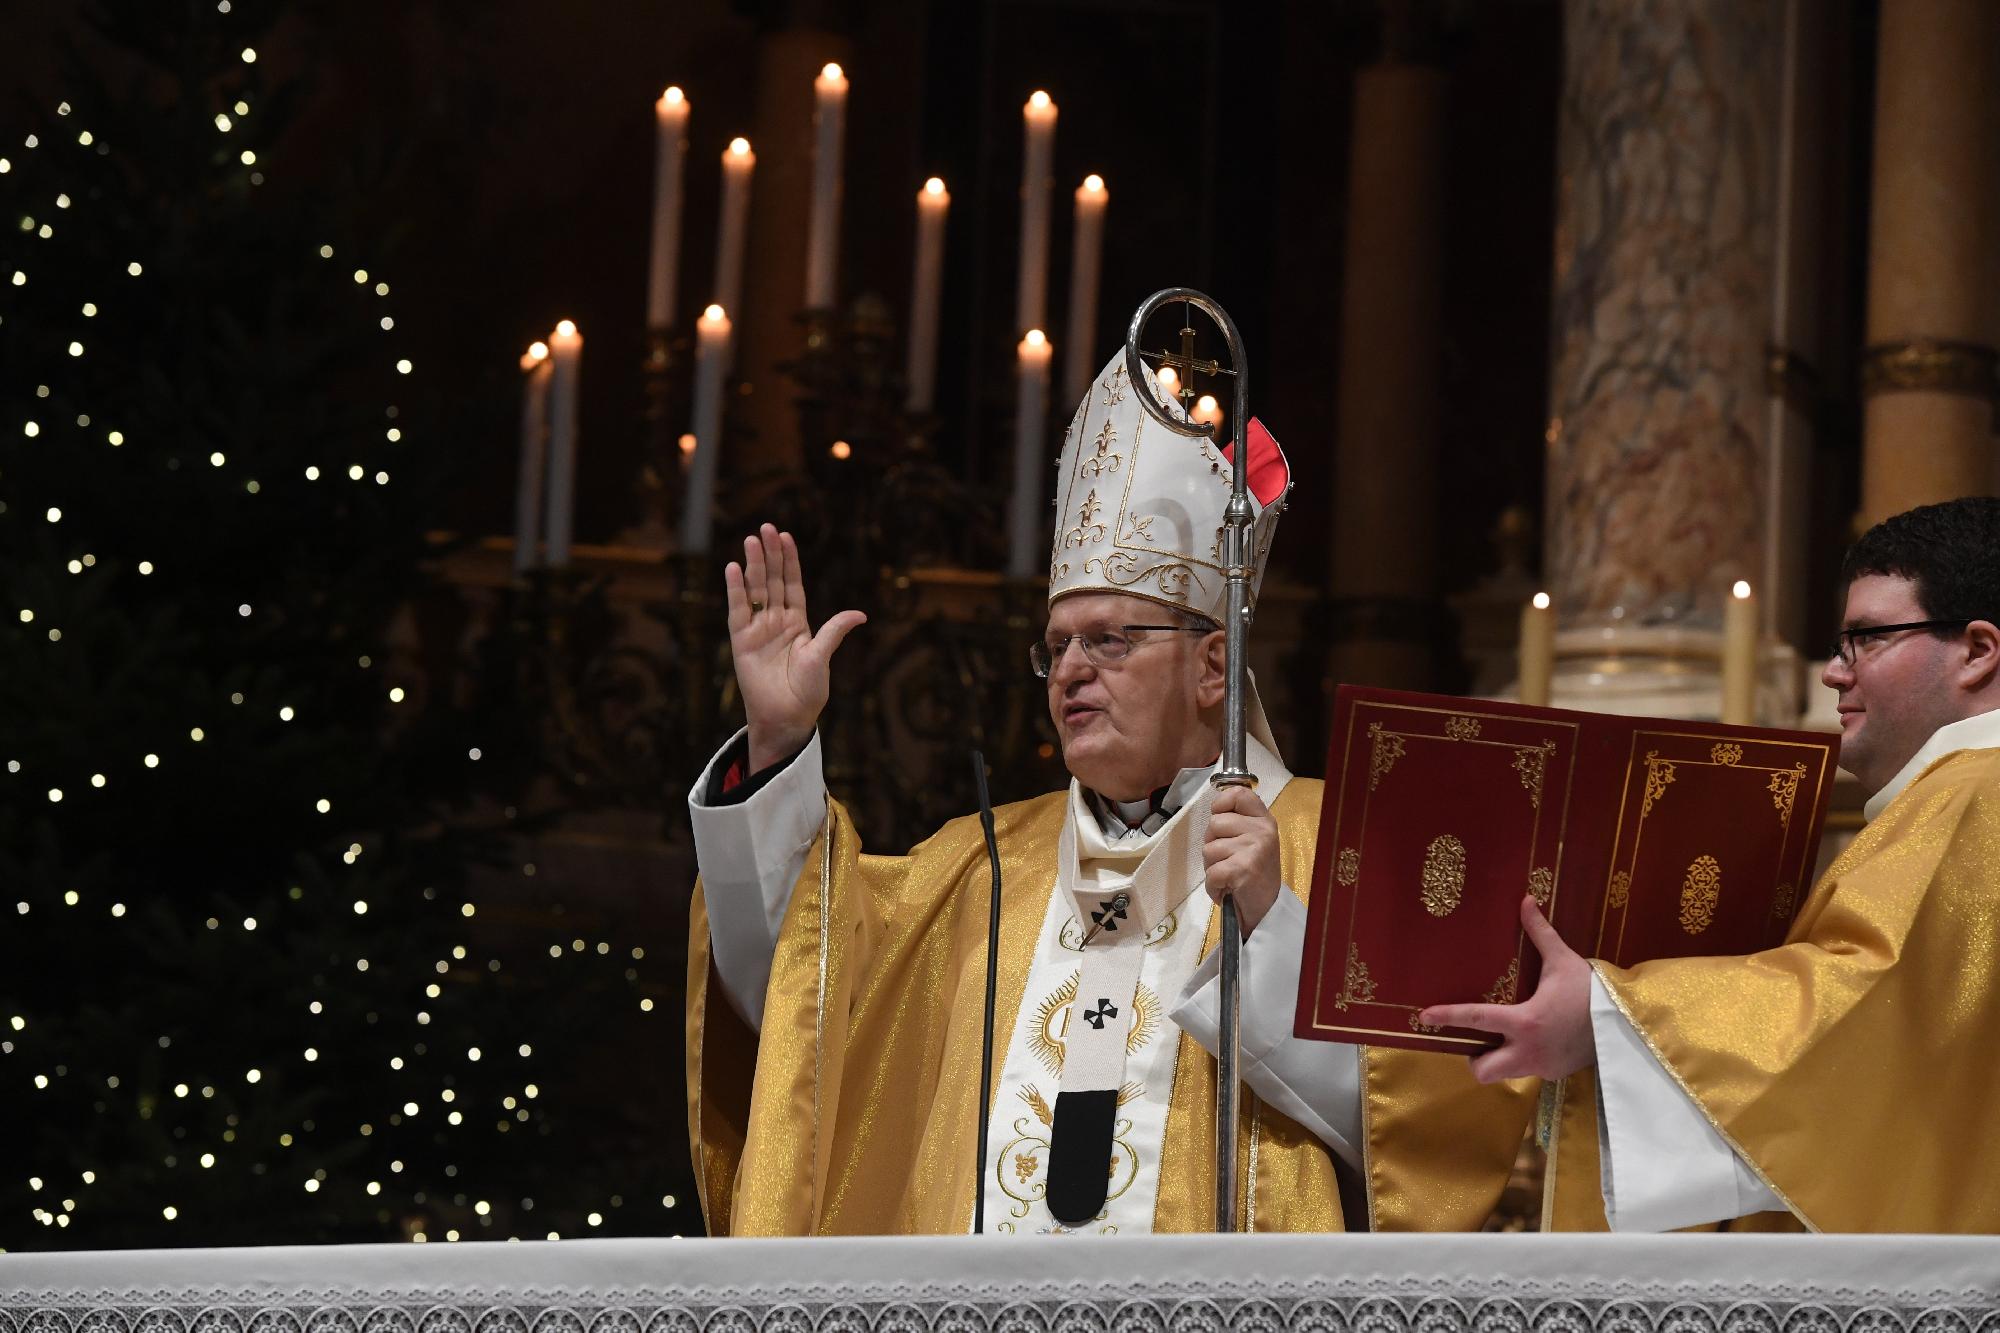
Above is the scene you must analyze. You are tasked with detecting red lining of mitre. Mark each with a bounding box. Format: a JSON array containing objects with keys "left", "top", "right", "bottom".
[{"left": 1219, "top": 417, "right": 1290, "bottom": 508}]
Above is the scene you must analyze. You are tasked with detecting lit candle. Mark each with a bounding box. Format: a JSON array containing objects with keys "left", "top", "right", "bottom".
[
  {"left": 1062, "top": 173, "right": 1107, "bottom": 408},
  {"left": 805, "top": 63, "right": 848, "bottom": 311},
  {"left": 542, "top": 321, "right": 583, "bottom": 567},
  {"left": 1015, "top": 91, "right": 1058, "bottom": 336},
  {"left": 1722, "top": 579, "right": 1757, "bottom": 724},
  {"left": 677, "top": 431, "right": 696, "bottom": 474},
  {"left": 905, "top": 177, "right": 950, "bottom": 414},
  {"left": 1155, "top": 365, "right": 1180, "bottom": 398},
  {"left": 1007, "top": 328, "right": 1053, "bottom": 579},
  {"left": 646, "top": 87, "right": 690, "bottom": 330},
  {"left": 679, "top": 304, "right": 732, "bottom": 554},
  {"left": 1519, "top": 591, "right": 1554, "bottom": 707},
  {"left": 1192, "top": 393, "right": 1223, "bottom": 434},
  {"left": 714, "top": 138, "right": 756, "bottom": 322},
  {"left": 513, "top": 343, "right": 552, "bottom": 574}
]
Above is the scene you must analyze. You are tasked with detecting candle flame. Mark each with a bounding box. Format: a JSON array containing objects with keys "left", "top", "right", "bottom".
[
  {"left": 661, "top": 86, "right": 685, "bottom": 107},
  {"left": 678, "top": 433, "right": 697, "bottom": 456},
  {"left": 820, "top": 62, "right": 844, "bottom": 81},
  {"left": 1155, "top": 366, "right": 1179, "bottom": 391},
  {"left": 1532, "top": 591, "right": 1551, "bottom": 610},
  {"left": 1028, "top": 90, "right": 1052, "bottom": 110},
  {"left": 1082, "top": 173, "right": 1104, "bottom": 193},
  {"left": 703, "top": 303, "right": 727, "bottom": 323},
  {"left": 528, "top": 341, "right": 549, "bottom": 361},
  {"left": 923, "top": 176, "right": 946, "bottom": 196},
  {"left": 554, "top": 320, "right": 577, "bottom": 337},
  {"left": 1023, "top": 328, "right": 1048, "bottom": 349},
  {"left": 728, "top": 137, "right": 751, "bottom": 157},
  {"left": 830, "top": 440, "right": 852, "bottom": 460},
  {"left": 1732, "top": 580, "right": 1753, "bottom": 599},
  {"left": 1193, "top": 394, "right": 1221, "bottom": 425}
]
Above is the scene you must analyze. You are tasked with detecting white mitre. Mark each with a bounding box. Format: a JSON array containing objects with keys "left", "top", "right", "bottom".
[{"left": 1048, "top": 349, "right": 1293, "bottom": 754}]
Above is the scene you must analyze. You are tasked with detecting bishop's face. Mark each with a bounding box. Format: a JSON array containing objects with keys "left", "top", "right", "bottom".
[
  {"left": 1820, "top": 573, "right": 1967, "bottom": 795},
  {"left": 1042, "top": 592, "right": 1226, "bottom": 801}
]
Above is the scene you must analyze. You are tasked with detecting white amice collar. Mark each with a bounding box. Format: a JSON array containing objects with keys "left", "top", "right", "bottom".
[{"left": 1862, "top": 708, "right": 2000, "bottom": 821}]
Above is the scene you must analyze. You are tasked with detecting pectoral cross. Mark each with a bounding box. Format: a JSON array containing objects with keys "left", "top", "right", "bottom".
[{"left": 1139, "top": 300, "right": 1235, "bottom": 410}]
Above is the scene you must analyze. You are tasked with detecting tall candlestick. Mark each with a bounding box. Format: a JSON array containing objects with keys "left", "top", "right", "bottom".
[
  {"left": 1722, "top": 579, "right": 1758, "bottom": 724},
  {"left": 1519, "top": 591, "right": 1555, "bottom": 706},
  {"left": 1062, "top": 173, "right": 1107, "bottom": 407},
  {"left": 646, "top": 87, "right": 690, "bottom": 330},
  {"left": 805, "top": 63, "right": 848, "bottom": 311},
  {"left": 1008, "top": 328, "right": 1053, "bottom": 579},
  {"left": 680, "top": 304, "right": 732, "bottom": 554},
  {"left": 513, "top": 342, "right": 552, "bottom": 574},
  {"left": 1015, "top": 90, "right": 1058, "bottom": 336},
  {"left": 905, "top": 177, "right": 950, "bottom": 414},
  {"left": 714, "top": 138, "right": 755, "bottom": 322},
  {"left": 542, "top": 321, "right": 583, "bottom": 567}
]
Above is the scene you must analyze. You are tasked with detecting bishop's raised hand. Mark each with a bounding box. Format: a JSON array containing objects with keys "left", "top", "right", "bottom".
[{"left": 724, "top": 523, "right": 867, "bottom": 772}]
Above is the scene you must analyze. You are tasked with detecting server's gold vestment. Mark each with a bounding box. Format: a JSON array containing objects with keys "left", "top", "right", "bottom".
[
  {"left": 687, "top": 775, "right": 1536, "bottom": 1235},
  {"left": 1548, "top": 747, "right": 2000, "bottom": 1232}
]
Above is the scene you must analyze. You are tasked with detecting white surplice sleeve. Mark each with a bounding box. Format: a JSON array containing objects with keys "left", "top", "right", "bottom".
[
  {"left": 687, "top": 727, "right": 827, "bottom": 1031},
  {"left": 1168, "top": 886, "right": 1364, "bottom": 1168},
  {"left": 1589, "top": 970, "right": 1784, "bottom": 1230}
]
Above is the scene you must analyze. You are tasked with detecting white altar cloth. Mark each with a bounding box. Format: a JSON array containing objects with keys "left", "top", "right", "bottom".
[{"left": 4, "top": 1233, "right": 1998, "bottom": 1332}]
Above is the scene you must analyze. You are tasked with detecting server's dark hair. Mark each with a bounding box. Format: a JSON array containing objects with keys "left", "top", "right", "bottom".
[{"left": 1840, "top": 496, "right": 2000, "bottom": 627}]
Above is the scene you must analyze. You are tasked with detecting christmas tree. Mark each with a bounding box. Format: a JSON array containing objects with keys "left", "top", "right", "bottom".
[{"left": 1, "top": 3, "right": 689, "bottom": 1249}]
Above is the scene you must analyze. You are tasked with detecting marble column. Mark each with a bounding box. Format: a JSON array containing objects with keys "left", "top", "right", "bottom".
[
  {"left": 1540, "top": 0, "right": 1781, "bottom": 718},
  {"left": 1858, "top": 0, "right": 2000, "bottom": 525},
  {"left": 1325, "top": 47, "right": 1448, "bottom": 691}
]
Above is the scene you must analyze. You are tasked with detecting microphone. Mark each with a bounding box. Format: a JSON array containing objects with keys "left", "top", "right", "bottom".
[{"left": 971, "top": 750, "right": 1003, "bottom": 1234}]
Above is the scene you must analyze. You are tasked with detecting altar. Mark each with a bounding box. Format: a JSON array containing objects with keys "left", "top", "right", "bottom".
[{"left": 6, "top": 1234, "right": 1997, "bottom": 1333}]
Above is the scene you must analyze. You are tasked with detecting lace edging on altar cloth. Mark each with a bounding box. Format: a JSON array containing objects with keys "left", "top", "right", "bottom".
[{"left": 2, "top": 1290, "right": 1999, "bottom": 1333}]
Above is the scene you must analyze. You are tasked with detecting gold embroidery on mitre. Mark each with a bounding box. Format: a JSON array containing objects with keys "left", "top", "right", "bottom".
[
  {"left": 1678, "top": 855, "right": 1721, "bottom": 935},
  {"left": 1028, "top": 973, "right": 1162, "bottom": 1075},
  {"left": 1642, "top": 752, "right": 1676, "bottom": 816},
  {"left": 1116, "top": 510, "right": 1155, "bottom": 545},
  {"left": 1514, "top": 741, "right": 1555, "bottom": 808},
  {"left": 1336, "top": 847, "right": 1360, "bottom": 887},
  {"left": 1337, "top": 943, "right": 1378, "bottom": 1010},
  {"left": 1710, "top": 742, "right": 1744, "bottom": 766},
  {"left": 1529, "top": 866, "right": 1555, "bottom": 909},
  {"left": 1099, "top": 361, "right": 1128, "bottom": 406},
  {"left": 1080, "top": 418, "right": 1122, "bottom": 478},
  {"left": 1607, "top": 869, "right": 1631, "bottom": 909},
  {"left": 1367, "top": 722, "right": 1407, "bottom": 791},
  {"left": 1768, "top": 763, "right": 1806, "bottom": 830},
  {"left": 1081, "top": 551, "right": 1200, "bottom": 601},
  {"left": 1445, "top": 715, "right": 1481, "bottom": 741},
  {"left": 1062, "top": 489, "right": 1107, "bottom": 550},
  {"left": 1484, "top": 956, "right": 1521, "bottom": 1004},
  {"left": 1420, "top": 834, "right": 1467, "bottom": 917}
]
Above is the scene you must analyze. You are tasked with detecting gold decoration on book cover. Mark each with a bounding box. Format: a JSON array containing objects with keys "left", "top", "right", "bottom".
[
  {"left": 1338, "top": 943, "right": 1378, "bottom": 1010},
  {"left": 1483, "top": 956, "right": 1521, "bottom": 1004},
  {"left": 1420, "top": 834, "right": 1467, "bottom": 917},
  {"left": 1642, "top": 752, "right": 1676, "bottom": 816},
  {"left": 1513, "top": 741, "right": 1555, "bottom": 808},
  {"left": 1444, "top": 715, "right": 1482, "bottom": 741},
  {"left": 1335, "top": 847, "right": 1360, "bottom": 887},
  {"left": 1528, "top": 866, "right": 1554, "bottom": 909},
  {"left": 1772, "top": 881, "right": 1797, "bottom": 920},
  {"left": 1607, "top": 869, "right": 1631, "bottom": 909},
  {"left": 1408, "top": 1011, "right": 1443, "bottom": 1035},
  {"left": 1679, "top": 855, "right": 1722, "bottom": 935},
  {"left": 1710, "top": 742, "right": 1744, "bottom": 766},
  {"left": 1368, "top": 722, "right": 1406, "bottom": 791},
  {"left": 1768, "top": 763, "right": 1807, "bottom": 830}
]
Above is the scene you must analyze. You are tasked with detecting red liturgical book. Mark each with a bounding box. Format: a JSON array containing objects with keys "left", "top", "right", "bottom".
[{"left": 1293, "top": 686, "right": 1841, "bottom": 1056}]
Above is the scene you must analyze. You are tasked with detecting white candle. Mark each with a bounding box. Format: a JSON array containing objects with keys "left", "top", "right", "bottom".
[
  {"left": 1192, "top": 393, "right": 1223, "bottom": 434},
  {"left": 805, "top": 63, "right": 848, "bottom": 311},
  {"left": 1008, "top": 328, "right": 1053, "bottom": 579},
  {"left": 680, "top": 304, "right": 732, "bottom": 554},
  {"left": 906, "top": 177, "right": 950, "bottom": 414},
  {"left": 646, "top": 87, "right": 690, "bottom": 330},
  {"left": 513, "top": 342, "right": 551, "bottom": 574},
  {"left": 1062, "top": 173, "right": 1107, "bottom": 408},
  {"left": 714, "top": 138, "right": 755, "bottom": 322},
  {"left": 1015, "top": 91, "right": 1057, "bottom": 336},
  {"left": 1519, "top": 591, "right": 1554, "bottom": 707},
  {"left": 1722, "top": 579, "right": 1757, "bottom": 724},
  {"left": 542, "top": 321, "right": 583, "bottom": 567}
]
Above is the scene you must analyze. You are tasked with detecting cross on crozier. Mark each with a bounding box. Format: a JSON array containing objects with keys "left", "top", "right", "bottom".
[{"left": 1140, "top": 299, "right": 1236, "bottom": 413}]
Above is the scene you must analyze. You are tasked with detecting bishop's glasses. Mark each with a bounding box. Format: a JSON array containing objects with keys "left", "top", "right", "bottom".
[{"left": 1030, "top": 625, "right": 1212, "bottom": 678}]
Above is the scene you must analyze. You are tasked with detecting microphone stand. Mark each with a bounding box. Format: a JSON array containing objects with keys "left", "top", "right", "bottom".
[{"left": 971, "top": 750, "right": 1004, "bottom": 1234}]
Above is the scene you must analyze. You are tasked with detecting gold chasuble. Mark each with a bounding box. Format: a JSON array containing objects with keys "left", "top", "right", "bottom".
[
  {"left": 1547, "top": 746, "right": 2000, "bottom": 1233},
  {"left": 687, "top": 774, "right": 1536, "bottom": 1236}
]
